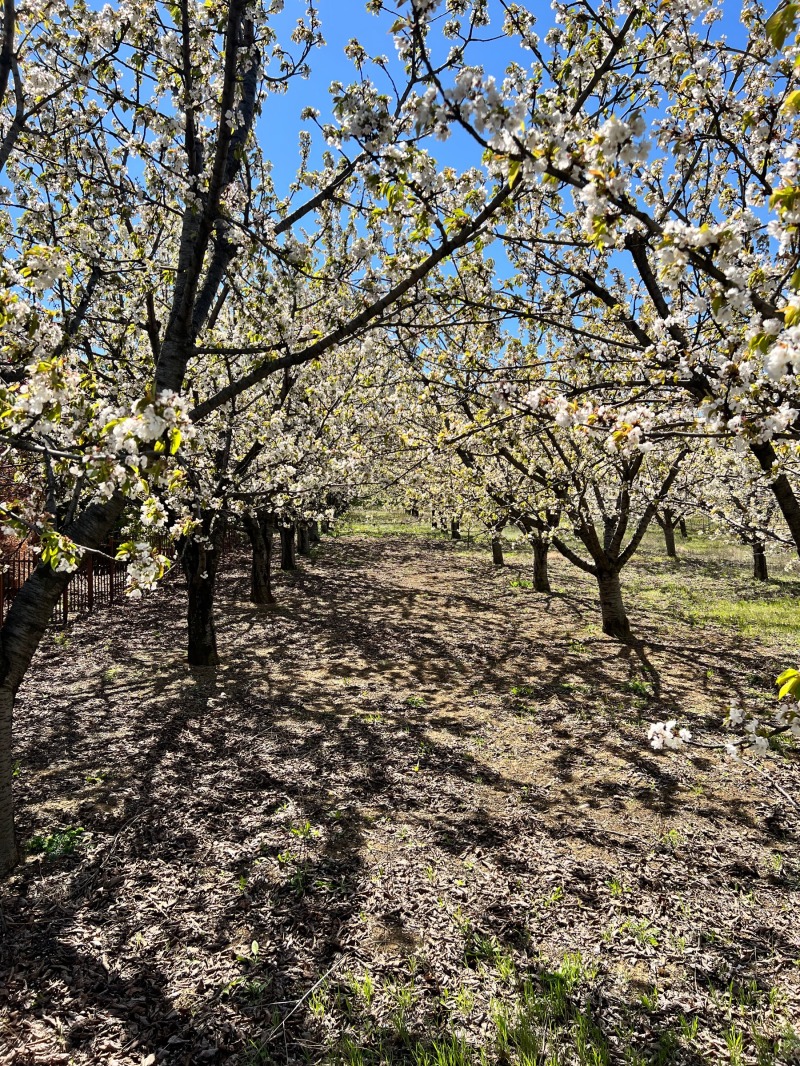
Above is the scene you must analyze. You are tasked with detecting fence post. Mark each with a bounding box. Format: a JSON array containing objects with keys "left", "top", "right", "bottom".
[
  {"left": 87, "top": 556, "right": 94, "bottom": 613},
  {"left": 62, "top": 585, "right": 69, "bottom": 627},
  {"left": 109, "top": 561, "right": 115, "bottom": 605}
]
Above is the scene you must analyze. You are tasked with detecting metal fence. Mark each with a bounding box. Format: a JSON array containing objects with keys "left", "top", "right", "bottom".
[
  {"left": 0, "top": 537, "right": 175, "bottom": 629},
  {"left": 0, "top": 531, "right": 247, "bottom": 630}
]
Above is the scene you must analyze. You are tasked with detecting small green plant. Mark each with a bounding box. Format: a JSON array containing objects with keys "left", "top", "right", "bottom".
[
  {"left": 510, "top": 684, "right": 537, "bottom": 698},
  {"left": 290, "top": 819, "right": 320, "bottom": 840},
  {"left": 623, "top": 678, "right": 651, "bottom": 698},
  {"left": 726, "top": 1024, "right": 744, "bottom": 1066},
  {"left": 308, "top": 984, "right": 327, "bottom": 1018},
  {"left": 678, "top": 1015, "right": 698, "bottom": 1041},
  {"left": 542, "top": 885, "right": 564, "bottom": 908},
  {"left": 405, "top": 695, "right": 427, "bottom": 709},
  {"left": 661, "top": 827, "right": 682, "bottom": 850},
  {"left": 84, "top": 769, "right": 109, "bottom": 784},
  {"left": 640, "top": 985, "right": 659, "bottom": 1012},
  {"left": 510, "top": 577, "right": 534, "bottom": 590},
  {"left": 412, "top": 1035, "right": 474, "bottom": 1066},
  {"left": 26, "top": 826, "right": 85, "bottom": 858},
  {"left": 454, "top": 983, "right": 475, "bottom": 1016},
  {"left": 347, "top": 970, "right": 375, "bottom": 1006},
  {"left": 619, "top": 917, "right": 659, "bottom": 948},
  {"left": 607, "top": 878, "right": 626, "bottom": 898}
]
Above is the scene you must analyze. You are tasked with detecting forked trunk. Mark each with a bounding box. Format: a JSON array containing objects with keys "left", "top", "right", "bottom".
[
  {"left": 182, "top": 535, "right": 221, "bottom": 667},
  {"left": 532, "top": 537, "right": 551, "bottom": 593},
  {"left": 491, "top": 536, "right": 504, "bottom": 566},
  {"left": 297, "top": 522, "right": 312, "bottom": 556},
  {"left": 753, "top": 542, "right": 768, "bottom": 581},
  {"left": 280, "top": 525, "right": 297, "bottom": 571},
  {"left": 244, "top": 513, "right": 274, "bottom": 605},
  {"left": 597, "top": 569, "right": 631, "bottom": 640}
]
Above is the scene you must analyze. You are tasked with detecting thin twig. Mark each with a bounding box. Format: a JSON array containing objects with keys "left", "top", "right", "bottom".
[{"left": 262, "top": 956, "right": 347, "bottom": 1042}]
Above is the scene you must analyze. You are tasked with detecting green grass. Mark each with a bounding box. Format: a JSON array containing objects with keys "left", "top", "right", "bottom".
[
  {"left": 335, "top": 507, "right": 447, "bottom": 539},
  {"left": 685, "top": 595, "right": 800, "bottom": 643}
]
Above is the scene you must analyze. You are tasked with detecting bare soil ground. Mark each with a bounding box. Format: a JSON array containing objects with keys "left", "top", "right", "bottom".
[{"left": 1, "top": 523, "right": 799, "bottom": 1065}]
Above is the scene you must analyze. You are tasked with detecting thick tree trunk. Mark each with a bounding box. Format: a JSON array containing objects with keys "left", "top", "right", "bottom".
[
  {"left": 450, "top": 518, "right": 461, "bottom": 541},
  {"left": 243, "top": 512, "right": 274, "bottom": 605},
  {"left": 297, "top": 522, "right": 312, "bottom": 556},
  {"left": 0, "top": 492, "right": 126, "bottom": 876},
  {"left": 678, "top": 518, "right": 688, "bottom": 539},
  {"left": 662, "top": 522, "right": 677, "bottom": 558},
  {"left": 0, "top": 687, "right": 18, "bottom": 877},
  {"left": 532, "top": 537, "right": 551, "bottom": 593},
  {"left": 182, "top": 532, "right": 221, "bottom": 667},
  {"left": 751, "top": 440, "right": 800, "bottom": 557},
  {"left": 491, "top": 535, "right": 504, "bottom": 566},
  {"left": 597, "top": 569, "right": 631, "bottom": 640},
  {"left": 309, "top": 520, "right": 320, "bottom": 545},
  {"left": 321, "top": 518, "right": 331, "bottom": 535},
  {"left": 280, "top": 524, "right": 297, "bottom": 571},
  {"left": 753, "top": 542, "right": 769, "bottom": 581}
]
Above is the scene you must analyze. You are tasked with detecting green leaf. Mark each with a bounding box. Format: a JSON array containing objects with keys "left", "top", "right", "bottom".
[
  {"left": 766, "top": 2, "right": 799, "bottom": 50},
  {"left": 508, "top": 159, "right": 522, "bottom": 190}
]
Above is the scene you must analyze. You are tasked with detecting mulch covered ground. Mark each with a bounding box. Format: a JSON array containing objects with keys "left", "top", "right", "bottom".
[{"left": 0, "top": 530, "right": 798, "bottom": 1065}]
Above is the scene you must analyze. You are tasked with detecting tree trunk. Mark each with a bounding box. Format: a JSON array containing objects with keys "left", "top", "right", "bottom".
[
  {"left": 597, "top": 569, "right": 631, "bottom": 640},
  {"left": 450, "top": 518, "right": 461, "bottom": 541},
  {"left": 663, "top": 522, "right": 677, "bottom": 558},
  {"left": 297, "top": 522, "right": 312, "bottom": 556},
  {"left": 321, "top": 518, "right": 331, "bottom": 535},
  {"left": 243, "top": 512, "right": 274, "bottom": 605},
  {"left": 678, "top": 518, "right": 688, "bottom": 539},
  {"left": 309, "top": 520, "right": 320, "bottom": 545},
  {"left": 0, "top": 686, "right": 18, "bottom": 877},
  {"left": 532, "top": 537, "right": 551, "bottom": 593},
  {"left": 0, "top": 492, "right": 126, "bottom": 876},
  {"left": 182, "top": 530, "right": 221, "bottom": 667},
  {"left": 751, "top": 440, "right": 800, "bottom": 558},
  {"left": 752, "top": 542, "right": 769, "bottom": 581},
  {"left": 280, "top": 524, "right": 297, "bottom": 571},
  {"left": 491, "top": 535, "right": 504, "bottom": 566}
]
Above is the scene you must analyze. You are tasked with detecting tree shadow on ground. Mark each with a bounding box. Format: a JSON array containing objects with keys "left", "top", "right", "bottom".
[{"left": 1, "top": 532, "right": 798, "bottom": 1064}]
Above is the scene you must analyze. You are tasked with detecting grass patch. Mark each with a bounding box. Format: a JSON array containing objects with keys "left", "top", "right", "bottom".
[{"left": 686, "top": 595, "right": 800, "bottom": 643}]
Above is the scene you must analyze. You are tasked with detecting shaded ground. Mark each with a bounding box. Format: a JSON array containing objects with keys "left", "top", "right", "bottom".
[{"left": 1, "top": 518, "right": 799, "bottom": 1065}]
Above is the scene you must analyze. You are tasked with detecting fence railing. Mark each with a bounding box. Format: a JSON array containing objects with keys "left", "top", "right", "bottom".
[
  {"left": 0, "top": 536, "right": 176, "bottom": 629},
  {"left": 0, "top": 531, "right": 247, "bottom": 630}
]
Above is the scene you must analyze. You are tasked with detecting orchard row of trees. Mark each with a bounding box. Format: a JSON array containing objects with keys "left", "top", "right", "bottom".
[{"left": 1, "top": 0, "right": 799, "bottom": 872}]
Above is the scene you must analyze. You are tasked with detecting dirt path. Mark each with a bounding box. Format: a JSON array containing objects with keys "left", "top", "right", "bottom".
[{"left": 1, "top": 532, "right": 798, "bottom": 1065}]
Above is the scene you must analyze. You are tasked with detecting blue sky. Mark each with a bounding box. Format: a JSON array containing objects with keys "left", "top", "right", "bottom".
[
  {"left": 259, "top": 0, "right": 536, "bottom": 193},
  {"left": 257, "top": 0, "right": 751, "bottom": 197}
]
